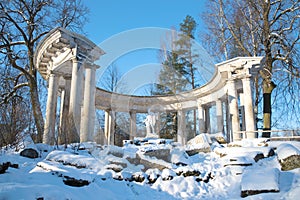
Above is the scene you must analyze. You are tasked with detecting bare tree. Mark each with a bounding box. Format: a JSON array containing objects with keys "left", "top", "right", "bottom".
[
  {"left": 202, "top": 0, "right": 300, "bottom": 135},
  {"left": 0, "top": 67, "right": 32, "bottom": 148},
  {"left": 99, "top": 63, "right": 123, "bottom": 93},
  {"left": 0, "top": 0, "right": 89, "bottom": 142}
]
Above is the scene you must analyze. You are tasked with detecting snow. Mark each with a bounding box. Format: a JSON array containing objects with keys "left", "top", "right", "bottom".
[
  {"left": 1, "top": 138, "right": 300, "bottom": 199},
  {"left": 241, "top": 168, "right": 280, "bottom": 191},
  {"left": 277, "top": 143, "right": 300, "bottom": 161},
  {"left": 170, "top": 148, "right": 190, "bottom": 165}
]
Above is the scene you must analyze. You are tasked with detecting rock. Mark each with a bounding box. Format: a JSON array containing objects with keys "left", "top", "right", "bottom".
[
  {"left": 196, "top": 172, "right": 213, "bottom": 183},
  {"left": 139, "top": 156, "right": 168, "bottom": 172},
  {"left": 145, "top": 168, "right": 161, "bottom": 184},
  {"left": 241, "top": 168, "right": 279, "bottom": 197},
  {"left": 0, "top": 162, "right": 10, "bottom": 174},
  {"left": 241, "top": 189, "right": 279, "bottom": 198},
  {"left": 279, "top": 155, "right": 300, "bottom": 171},
  {"left": 120, "top": 171, "right": 133, "bottom": 181},
  {"left": 161, "top": 169, "right": 176, "bottom": 181},
  {"left": 222, "top": 155, "right": 253, "bottom": 167},
  {"left": 253, "top": 153, "right": 265, "bottom": 162},
  {"left": 143, "top": 149, "right": 170, "bottom": 162},
  {"left": 170, "top": 148, "right": 190, "bottom": 166},
  {"left": 125, "top": 154, "right": 141, "bottom": 165},
  {"left": 132, "top": 172, "right": 146, "bottom": 183},
  {"left": 105, "top": 164, "right": 123, "bottom": 172},
  {"left": 97, "top": 169, "right": 115, "bottom": 180},
  {"left": 210, "top": 132, "right": 227, "bottom": 144},
  {"left": 63, "top": 176, "right": 89, "bottom": 187},
  {"left": 186, "top": 147, "right": 211, "bottom": 156},
  {"left": 105, "top": 145, "right": 124, "bottom": 158},
  {"left": 20, "top": 148, "right": 39, "bottom": 159},
  {"left": 187, "top": 134, "right": 212, "bottom": 145},
  {"left": 175, "top": 166, "right": 201, "bottom": 177},
  {"left": 227, "top": 143, "right": 242, "bottom": 147},
  {"left": 109, "top": 161, "right": 127, "bottom": 168},
  {"left": 277, "top": 143, "right": 300, "bottom": 171},
  {"left": 113, "top": 173, "right": 123, "bottom": 181},
  {"left": 182, "top": 170, "right": 201, "bottom": 177}
]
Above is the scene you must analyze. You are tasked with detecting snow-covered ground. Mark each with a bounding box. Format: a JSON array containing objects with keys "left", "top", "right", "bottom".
[{"left": 1, "top": 137, "right": 300, "bottom": 200}]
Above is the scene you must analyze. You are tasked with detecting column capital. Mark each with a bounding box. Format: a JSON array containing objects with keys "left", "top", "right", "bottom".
[
  {"left": 71, "top": 57, "right": 84, "bottom": 64},
  {"left": 63, "top": 75, "right": 72, "bottom": 80},
  {"left": 227, "top": 77, "right": 237, "bottom": 83},
  {"left": 84, "top": 63, "right": 100, "bottom": 69},
  {"left": 241, "top": 75, "right": 252, "bottom": 82},
  {"left": 46, "top": 70, "right": 61, "bottom": 79},
  {"left": 197, "top": 99, "right": 203, "bottom": 107},
  {"left": 129, "top": 110, "right": 137, "bottom": 116},
  {"left": 175, "top": 103, "right": 182, "bottom": 110}
]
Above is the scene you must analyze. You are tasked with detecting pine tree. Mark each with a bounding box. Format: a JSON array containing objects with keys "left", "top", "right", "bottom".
[{"left": 174, "top": 15, "right": 198, "bottom": 136}]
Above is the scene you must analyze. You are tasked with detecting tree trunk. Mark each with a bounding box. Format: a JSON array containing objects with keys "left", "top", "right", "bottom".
[
  {"left": 262, "top": 79, "right": 276, "bottom": 137},
  {"left": 29, "top": 79, "right": 45, "bottom": 142},
  {"left": 261, "top": 1, "right": 275, "bottom": 138}
]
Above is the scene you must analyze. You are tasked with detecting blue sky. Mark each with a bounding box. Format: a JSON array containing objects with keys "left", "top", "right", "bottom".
[
  {"left": 84, "top": 0, "right": 213, "bottom": 94},
  {"left": 85, "top": 0, "right": 207, "bottom": 44}
]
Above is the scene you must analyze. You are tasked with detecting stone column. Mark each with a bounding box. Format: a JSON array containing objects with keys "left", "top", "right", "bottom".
[
  {"left": 43, "top": 73, "right": 59, "bottom": 145},
  {"left": 59, "top": 88, "right": 65, "bottom": 142},
  {"left": 155, "top": 113, "right": 161, "bottom": 136},
  {"left": 58, "top": 76, "right": 71, "bottom": 144},
  {"left": 109, "top": 111, "right": 115, "bottom": 145},
  {"left": 239, "top": 93, "right": 246, "bottom": 132},
  {"left": 216, "top": 100, "right": 223, "bottom": 133},
  {"left": 105, "top": 110, "right": 115, "bottom": 145},
  {"left": 242, "top": 77, "right": 256, "bottom": 138},
  {"left": 225, "top": 100, "right": 231, "bottom": 142},
  {"left": 104, "top": 110, "right": 110, "bottom": 145},
  {"left": 130, "top": 111, "right": 136, "bottom": 140},
  {"left": 80, "top": 64, "right": 97, "bottom": 142},
  {"left": 204, "top": 106, "right": 210, "bottom": 133},
  {"left": 227, "top": 79, "right": 241, "bottom": 141},
  {"left": 177, "top": 104, "right": 186, "bottom": 145},
  {"left": 197, "top": 101, "right": 206, "bottom": 134},
  {"left": 69, "top": 58, "right": 83, "bottom": 142}
]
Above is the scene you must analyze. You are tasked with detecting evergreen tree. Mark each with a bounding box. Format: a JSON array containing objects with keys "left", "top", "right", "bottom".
[
  {"left": 154, "top": 15, "right": 200, "bottom": 138},
  {"left": 174, "top": 15, "right": 198, "bottom": 136}
]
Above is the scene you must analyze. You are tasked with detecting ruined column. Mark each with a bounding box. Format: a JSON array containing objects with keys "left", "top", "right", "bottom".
[
  {"left": 216, "top": 99, "right": 223, "bottom": 133},
  {"left": 204, "top": 106, "right": 211, "bottom": 133},
  {"left": 109, "top": 111, "right": 115, "bottom": 145},
  {"left": 104, "top": 110, "right": 109, "bottom": 145},
  {"left": 80, "top": 64, "right": 97, "bottom": 142},
  {"left": 242, "top": 77, "right": 256, "bottom": 138},
  {"left": 197, "top": 101, "right": 206, "bottom": 134},
  {"left": 239, "top": 93, "right": 246, "bottom": 133},
  {"left": 43, "top": 73, "right": 59, "bottom": 145},
  {"left": 58, "top": 88, "right": 65, "bottom": 144},
  {"left": 225, "top": 99, "right": 231, "bottom": 142},
  {"left": 227, "top": 79, "right": 241, "bottom": 141},
  {"left": 177, "top": 104, "right": 186, "bottom": 145},
  {"left": 130, "top": 111, "right": 136, "bottom": 140},
  {"left": 105, "top": 110, "right": 115, "bottom": 145},
  {"left": 69, "top": 58, "right": 83, "bottom": 142},
  {"left": 155, "top": 113, "right": 161, "bottom": 136},
  {"left": 58, "top": 76, "right": 71, "bottom": 144}
]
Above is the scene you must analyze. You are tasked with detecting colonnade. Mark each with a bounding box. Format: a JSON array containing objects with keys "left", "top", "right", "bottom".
[
  {"left": 35, "top": 27, "right": 263, "bottom": 146},
  {"left": 43, "top": 59, "right": 100, "bottom": 145}
]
